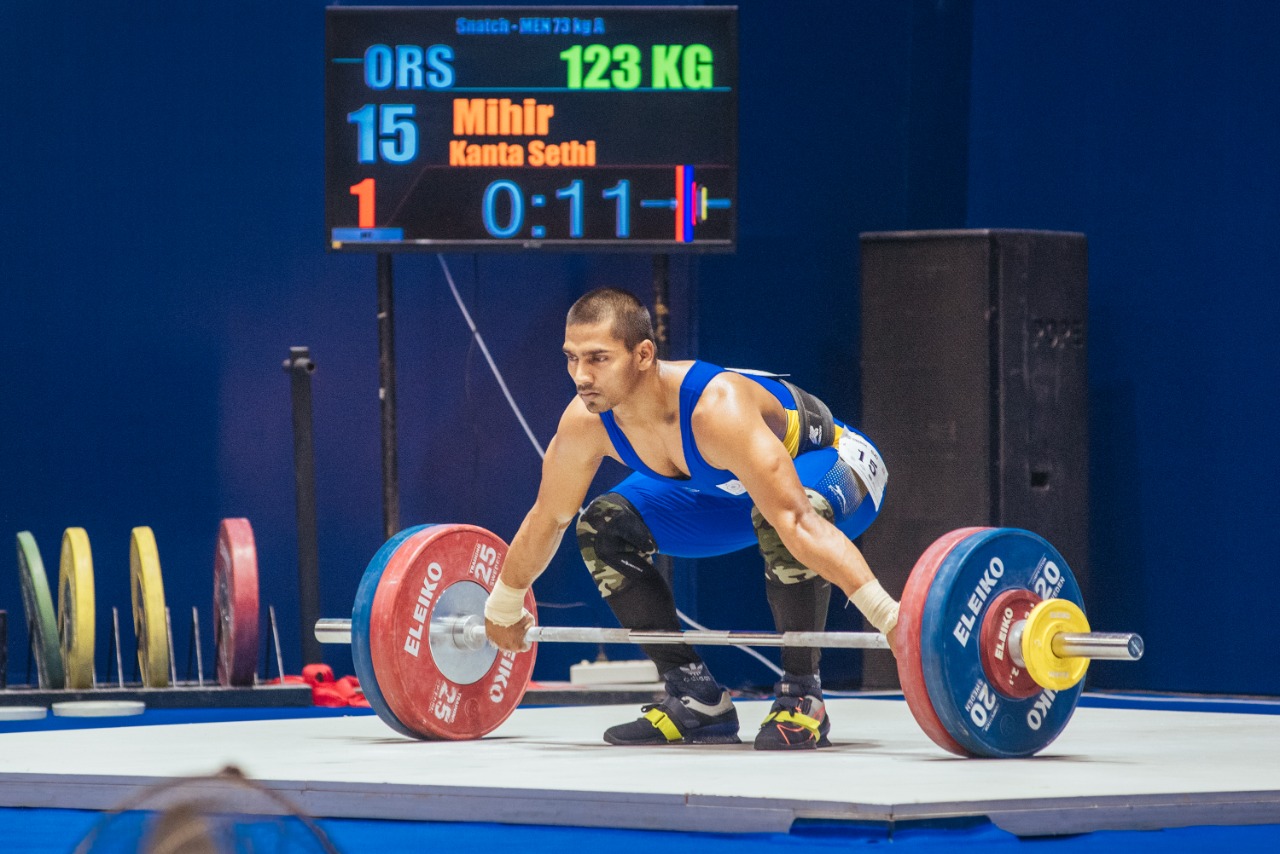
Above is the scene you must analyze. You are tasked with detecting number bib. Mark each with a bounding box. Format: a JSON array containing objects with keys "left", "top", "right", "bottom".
[{"left": 837, "top": 430, "right": 888, "bottom": 509}]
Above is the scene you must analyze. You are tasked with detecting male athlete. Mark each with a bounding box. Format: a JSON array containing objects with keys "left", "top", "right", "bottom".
[{"left": 485, "top": 288, "right": 899, "bottom": 749}]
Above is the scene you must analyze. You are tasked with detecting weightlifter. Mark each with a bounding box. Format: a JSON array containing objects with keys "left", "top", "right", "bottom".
[{"left": 484, "top": 288, "right": 899, "bottom": 749}]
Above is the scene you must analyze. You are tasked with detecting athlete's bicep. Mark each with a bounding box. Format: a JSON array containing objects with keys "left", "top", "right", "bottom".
[
  {"left": 694, "top": 389, "right": 812, "bottom": 529},
  {"left": 530, "top": 407, "right": 606, "bottom": 526},
  {"left": 723, "top": 423, "right": 813, "bottom": 528}
]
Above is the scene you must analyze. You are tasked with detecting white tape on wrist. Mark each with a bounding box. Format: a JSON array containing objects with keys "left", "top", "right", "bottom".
[
  {"left": 484, "top": 578, "right": 529, "bottom": 627},
  {"left": 850, "top": 580, "right": 900, "bottom": 636}
]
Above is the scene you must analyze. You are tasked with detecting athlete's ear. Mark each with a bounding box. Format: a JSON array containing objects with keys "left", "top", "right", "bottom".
[{"left": 634, "top": 338, "right": 656, "bottom": 368}]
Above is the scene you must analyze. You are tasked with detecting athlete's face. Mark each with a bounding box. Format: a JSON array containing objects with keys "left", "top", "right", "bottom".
[{"left": 563, "top": 320, "right": 651, "bottom": 413}]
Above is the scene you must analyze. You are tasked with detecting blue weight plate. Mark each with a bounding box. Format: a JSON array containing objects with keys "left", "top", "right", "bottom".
[
  {"left": 920, "top": 528, "right": 1084, "bottom": 758},
  {"left": 352, "top": 524, "right": 435, "bottom": 740}
]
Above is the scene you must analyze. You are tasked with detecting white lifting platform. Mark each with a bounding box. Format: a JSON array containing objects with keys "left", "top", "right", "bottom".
[{"left": 0, "top": 697, "right": 1277, "bottom": 838}]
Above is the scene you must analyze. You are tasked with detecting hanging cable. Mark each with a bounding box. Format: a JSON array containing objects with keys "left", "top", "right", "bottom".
[{"left": 436, "top": 254, "right": 546, "bottom": 458}]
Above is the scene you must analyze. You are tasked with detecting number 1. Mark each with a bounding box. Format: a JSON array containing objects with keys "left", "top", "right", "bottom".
[
  {"left": 556, "top": 180, "right": 584, "bottom": 238},
  {"left": 350, "top": 178, "right": 375, "bottom": 228},
  {"left": 602, "top": 180, "right": 630, "bottom": 237}
]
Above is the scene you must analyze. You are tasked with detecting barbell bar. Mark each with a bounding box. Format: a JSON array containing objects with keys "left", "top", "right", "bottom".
[{"left": 315, "top": 614, "right": 1142, "bottom": 661}]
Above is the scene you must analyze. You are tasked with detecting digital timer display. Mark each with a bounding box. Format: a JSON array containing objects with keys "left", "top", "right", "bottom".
[{"left": 325, "top": 6, "right": 737, "bottom": 252}]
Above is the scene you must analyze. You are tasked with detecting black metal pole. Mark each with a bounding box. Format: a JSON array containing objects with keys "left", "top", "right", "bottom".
[
  {"left": 377, "top": 253, "right": 400, "bottom": 540},
  {"left": 284, "top": 345, "right": 323, "bottom": 665},
  {"left": 652, "top": 254, "right": 670, "bottom": 358},
  {"left": 652, "top": 255, "right": 674, "bottom": 585}
]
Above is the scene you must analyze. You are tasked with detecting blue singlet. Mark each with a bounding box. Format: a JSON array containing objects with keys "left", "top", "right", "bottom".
[{"left": 597, "top": 361, "right": 883, "bottom": 558}]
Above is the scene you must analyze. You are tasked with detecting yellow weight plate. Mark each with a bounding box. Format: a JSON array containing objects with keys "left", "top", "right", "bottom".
[
  {"left": 130, "top": 526, "right": 171, "bottom": 688},
  {"left": 1021, "top": 598, "right": 1091, "bottom": 691},
  {"left": 58, "top": 527, "right": 96, "bottom": 689}
]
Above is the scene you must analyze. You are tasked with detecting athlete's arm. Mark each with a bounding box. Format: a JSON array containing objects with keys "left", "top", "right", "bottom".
[
  {"left": 502, "top": 405, "right": 603, "bottom": 588},
  {"left": 485, "top": 401, "right": 605, "bottom": 650},
  {"left": 694, "top": 377, "right": 900, "bottom": 652}
]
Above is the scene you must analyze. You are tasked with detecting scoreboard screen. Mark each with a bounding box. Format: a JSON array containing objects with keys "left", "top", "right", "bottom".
[{"left": 325, "top": 6, "right": 738, "bottom": 252}]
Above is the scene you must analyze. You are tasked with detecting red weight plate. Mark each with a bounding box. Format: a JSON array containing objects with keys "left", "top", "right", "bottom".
[
  {"left": 897, "top": 526, "right": 990, "bottom": 757},
  {"left": 215, "top": 518, "right": 260, "bottom": 687},
  {"left": 368, "top": 524, "right": 537, "bottom": 740},
  {"left": 979, "top": 588, "right": 1041, "bottom": 700}
]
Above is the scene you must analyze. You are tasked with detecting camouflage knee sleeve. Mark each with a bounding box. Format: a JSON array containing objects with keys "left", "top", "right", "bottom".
[
  {"left": 577, "top": 493, "right": 658, "bottom": 597},
  {"left": 752, "top": 489, "right": 835, "bottom": 585}
]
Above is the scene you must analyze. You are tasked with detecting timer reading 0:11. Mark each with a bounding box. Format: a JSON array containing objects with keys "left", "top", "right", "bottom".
[{"left": 483, "top": 179, "right": 628, "bottom": 239}]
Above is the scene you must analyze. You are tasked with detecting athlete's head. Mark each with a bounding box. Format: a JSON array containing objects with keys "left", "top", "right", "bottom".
[
  {"left": 563, "top": 288, "right": 657, "bottom": 413},
  {"left": 566, "top": 287, "right": 655, "bottom": 350}
]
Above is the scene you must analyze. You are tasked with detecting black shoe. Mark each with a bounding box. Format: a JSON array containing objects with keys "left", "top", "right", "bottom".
[
  {"left": 754, "top": 685, "right": 831, "bottom": 750},
  {"left": 603, "top": 690, "right": 741, "bottom": 745}
]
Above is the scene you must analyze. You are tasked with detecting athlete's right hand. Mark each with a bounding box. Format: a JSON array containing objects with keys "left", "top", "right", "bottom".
[{"left": 485, "top": 612, "right": 534, "bottom": 652}]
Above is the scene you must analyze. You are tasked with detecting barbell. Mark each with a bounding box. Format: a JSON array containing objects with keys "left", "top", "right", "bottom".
[{"left": 315, "top": 523, "right": 1142, "bottom": 758}]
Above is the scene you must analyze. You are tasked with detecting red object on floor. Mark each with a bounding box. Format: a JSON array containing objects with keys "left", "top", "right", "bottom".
[
  {"left": 303, "top": 663, "right": 335, "bottom": 685},
  {"left": 266, "top": 666, "right": 368, "bottom": 707}
]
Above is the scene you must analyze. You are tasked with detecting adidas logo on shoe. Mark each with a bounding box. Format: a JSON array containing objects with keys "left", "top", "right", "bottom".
[{"left": 603, "top": 690, "right": 741, "bottom": 745}]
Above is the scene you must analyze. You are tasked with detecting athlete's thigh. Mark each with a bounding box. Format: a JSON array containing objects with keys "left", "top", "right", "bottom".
[{"left": 607, "top": 473, "right": 757, "bottom": 558}]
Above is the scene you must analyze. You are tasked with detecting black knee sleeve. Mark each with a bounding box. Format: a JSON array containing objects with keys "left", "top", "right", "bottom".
[
  {"left": 753, "top": 491, "right": 834, "bottom": 676},
  {"left": 765, "top": 575, "right": 832, "bottom": 677},
  {"left": 577, "top": 493, "right": 701, "bottom": 673}
]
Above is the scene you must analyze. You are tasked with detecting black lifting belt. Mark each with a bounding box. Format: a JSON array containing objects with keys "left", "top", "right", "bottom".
[{"left": 780, "top": 380, "right": 835, "bottom": 455}]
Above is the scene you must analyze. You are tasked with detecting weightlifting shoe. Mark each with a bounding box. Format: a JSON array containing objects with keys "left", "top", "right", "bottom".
[
  {"left": 754, "top": 677, "right": 831, "bottom": 750},
  {"left": 603, "top": 690, "right": 741, "bottom": 745}
]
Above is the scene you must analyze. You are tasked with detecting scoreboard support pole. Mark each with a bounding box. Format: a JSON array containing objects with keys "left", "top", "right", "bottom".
[
  {"left": 652, "top": 253, "right": 670, "bottom": 358},
  {"left": 377, "top": 253, "right": 400, "bottom": 541},
  {"left": 652, "top": 253, "right": 676, "bottom": 588}
]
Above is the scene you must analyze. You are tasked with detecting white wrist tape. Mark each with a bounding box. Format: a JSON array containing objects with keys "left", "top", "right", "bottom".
[
  {"left": 850, "top": 580, "right": 900, "bottom": 636},
  {"left": 484, "top": 578, "right": 529, "bottom": 627}
]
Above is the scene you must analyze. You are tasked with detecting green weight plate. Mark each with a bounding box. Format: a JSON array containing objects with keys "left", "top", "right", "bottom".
[
  {"left": 15, "top": 532, "right": 65, "bottom": 689},
  {"left": 58, "top": 527, "right": 96, "bottom": 689},
  {"left": 130, "top": 526, "right": 171, "bottom": 687}
]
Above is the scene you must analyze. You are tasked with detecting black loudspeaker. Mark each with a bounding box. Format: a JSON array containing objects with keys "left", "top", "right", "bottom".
[{"left": 858, "top": 230, "right": 1089, "bottom": 688}]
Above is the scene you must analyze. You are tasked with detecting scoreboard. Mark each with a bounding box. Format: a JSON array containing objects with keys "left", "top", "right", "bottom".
[{"left": 325, "top": 6, "right": 738, "bottom": 252}]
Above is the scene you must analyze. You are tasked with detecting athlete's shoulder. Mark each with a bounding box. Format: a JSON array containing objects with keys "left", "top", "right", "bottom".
[
  {"left": 546, "top": 397, "right": 612, "bottom": 465},
  {"left": 695, "top": 369, "right": 768, "bottom": 423}
]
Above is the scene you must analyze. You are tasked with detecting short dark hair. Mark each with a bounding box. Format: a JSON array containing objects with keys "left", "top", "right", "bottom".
[{"left": 566, "top": 288, "right": 655, "bottom": 350}]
